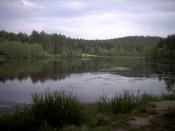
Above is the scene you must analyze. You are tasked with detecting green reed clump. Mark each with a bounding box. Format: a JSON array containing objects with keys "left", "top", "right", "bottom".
[
  {"left": 138, "top": 93, "right": 158, "bottom": 106},
  {"left": 110, "top": 91, "right": 137, "bottom": 114},
  {"left": 97, "top": 95, "right": 110, "bottom": 113},
  {"left": 97, "top": 91, "right": 136, "bottom": 114},
  {"left": 31, "top": 91, "right": 83, "bottom": 128},
  {"left": 97, "top": 91, "right": 158, "bottom": 114},
  {"left": 0, "top": 91, "right": 83, "bottom": 131}
]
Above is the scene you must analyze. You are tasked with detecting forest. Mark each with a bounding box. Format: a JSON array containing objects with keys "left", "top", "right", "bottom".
[
  {"left": 145, "top": 35, "right": 175, "bottom": 58},
  {"left": 0, "top": 30, "right": 174, "bottom": 58}
]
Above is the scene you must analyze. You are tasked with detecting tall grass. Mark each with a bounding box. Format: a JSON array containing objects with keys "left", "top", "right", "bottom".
[
  {"left": 110, "top": 91, "right": 136, "bottom": 114},
  {"left": 31, "top": 91, "right": 83, "bottom": 127},
  {"left": 97, "top": 91, "right": 157, "bottom": 114},
  {"left": 161, "top": 93, "right": 175, "bottom": 100},
  {"left": 96, "top": 95, "right": 110, "bottom": 113},
  {"left": 0, "top": 91, "right": 83, "bottom": 131}
]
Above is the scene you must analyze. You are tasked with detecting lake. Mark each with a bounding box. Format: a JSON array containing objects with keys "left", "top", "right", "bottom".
[{"left": 0, "top": 57, "right": 175, "bottom": 104}]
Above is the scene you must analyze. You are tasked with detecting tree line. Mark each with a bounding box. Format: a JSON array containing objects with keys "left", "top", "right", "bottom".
[
  {"left": 0, "top": 37, "right": 46, "bottom": 58},
  {"left": 145, "top": 35, "right": 175, "bottom": 59},
  {"left": 0, "top": 30, "right": 174, "bottom": 58}
]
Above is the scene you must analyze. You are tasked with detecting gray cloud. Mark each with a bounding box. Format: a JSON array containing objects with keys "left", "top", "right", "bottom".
[{"left": 0, "top": 0, "right": 175, "bottom": 39}]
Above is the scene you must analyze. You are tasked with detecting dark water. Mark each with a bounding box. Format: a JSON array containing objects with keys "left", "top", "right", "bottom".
[{"left": 0, "top": 58, "right": 175, "bottom": 104}]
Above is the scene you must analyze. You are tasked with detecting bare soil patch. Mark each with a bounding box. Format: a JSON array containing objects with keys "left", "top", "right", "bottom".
[{"left": 127, "top": 100, "right": 175, "bottom": 127}]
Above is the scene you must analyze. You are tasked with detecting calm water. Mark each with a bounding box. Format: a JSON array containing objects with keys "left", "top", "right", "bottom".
[{"left": 0, "top": 58, "right": 175, "bottom": 104}]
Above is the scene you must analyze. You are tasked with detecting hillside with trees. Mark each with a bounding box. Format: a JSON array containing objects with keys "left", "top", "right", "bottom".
[
  {"left": 145, "top": 34, "right": 175, "bottom": 58},
  {"left": 0, "top": 30, "right": 162, "bottom": 58}
]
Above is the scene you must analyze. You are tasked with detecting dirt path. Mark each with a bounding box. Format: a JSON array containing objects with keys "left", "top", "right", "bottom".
[{"left": 128, "top": 100, "right": 175, "bottom": 127}]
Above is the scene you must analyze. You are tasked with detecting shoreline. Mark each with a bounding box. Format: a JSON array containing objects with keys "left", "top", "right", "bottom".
[{"left": 0, "top": 91, "right": 175, "bottom": 131}]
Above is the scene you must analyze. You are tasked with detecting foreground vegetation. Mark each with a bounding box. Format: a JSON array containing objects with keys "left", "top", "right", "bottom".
[
  {"left": 0, "top": 91, "right": 83, "bottom": 131},
  {"left": 0, "top": 91, "right": 175, "bottom": 131}
]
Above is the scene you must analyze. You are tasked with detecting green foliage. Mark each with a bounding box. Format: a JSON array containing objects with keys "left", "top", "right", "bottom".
[
  {"left": 145, "top": 34, "right": 175, "bottom": 58},
  {"left": 0, "top": 91, "right": 83, "bottom": 131},
  {"left": 161, "top": 93, "right": 175, "bottom": 100},
  {"left": 110, "top": 91, "right": 137, "bottom": 114},
  {"left": 0, "top": 38, "right": 46, "bottom": 58},
  {"left": 97, "top": 91, "right": 158, "bottom": 114},
  {"left": 0, "top": 30, "right": 160, "bottom": 57},
  {"left": 97, "top": 95, "right": 110, "bottom": 113},
  {"left": 97, "top": 91, "right": 135, "bottom": 114},
  {"left": 31, "top": 91, "right": 83, "bottom": 128},
  {"left": 0, "top": 90, "right": 175, "bottom": 130},
  {"left": 139, "top": 93, "right": 158, "bottom": 103}
]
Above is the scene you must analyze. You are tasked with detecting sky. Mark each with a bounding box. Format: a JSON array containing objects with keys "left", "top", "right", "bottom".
[{"left": 0, "top": 0, "right": 175, "bottom": 39}]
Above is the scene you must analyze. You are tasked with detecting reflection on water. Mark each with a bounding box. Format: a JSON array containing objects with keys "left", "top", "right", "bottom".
[{"left": 0, "top": 58, "right": 175, "bottom": 103}]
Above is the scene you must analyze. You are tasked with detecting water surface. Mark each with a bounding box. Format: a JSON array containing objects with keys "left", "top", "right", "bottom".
[{"left": 0, "top": 58, "right": 175, "bottom": 104}]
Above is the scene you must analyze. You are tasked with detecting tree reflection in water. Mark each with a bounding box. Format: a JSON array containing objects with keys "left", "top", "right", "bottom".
[{"left": 0, "top": 58, "right": 174, "bottom": 92}]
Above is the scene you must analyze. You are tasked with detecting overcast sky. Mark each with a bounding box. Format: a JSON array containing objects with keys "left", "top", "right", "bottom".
[{"left": 0, "top": 0, "right": 175, "bottom": 39}]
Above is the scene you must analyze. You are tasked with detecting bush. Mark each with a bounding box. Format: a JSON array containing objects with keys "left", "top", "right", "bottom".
[{"left": 97, "top": 91, "right": 137, "bottom": 114}]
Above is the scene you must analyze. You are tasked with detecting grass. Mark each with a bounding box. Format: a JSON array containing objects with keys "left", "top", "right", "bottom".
[
  {"left": 61, "top": 125, "right": 112, "bottom": 131},
  {"left": 0, "top": 91, "right": 83, "bottom": 131},
  {"left": 110, "top": 91, "right": 136, "bottom": 114},
  {"left": 0, "top": 90, "right": 175, "bottom": 131},
  {"left": 96, "top": 91, "right": 157, "bottom": 114},
  {"left": 161, "top": 92, "right": 175, "bottom": 100},
  {"left": 31, "top": 91, "right": 83, "bottom": 127}
]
